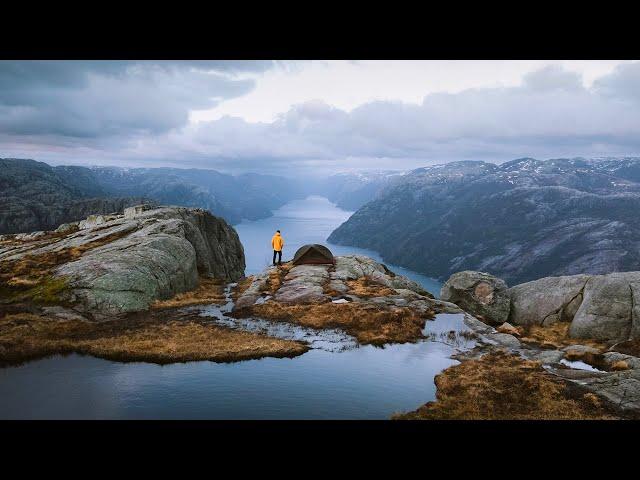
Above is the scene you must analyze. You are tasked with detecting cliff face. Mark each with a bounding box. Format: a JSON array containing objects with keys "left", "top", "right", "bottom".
[
  {"left": 0, "top": 158, "right": 146, "bottom": 234},
  {"left": 0, "top": 206, "right": 245, "bottom": 317},
  {"left": 0, "top": 158, "right": 306, "bottom": 235},
  {"left": 329, "top": 158, "right": 640, "bottom": 285}
]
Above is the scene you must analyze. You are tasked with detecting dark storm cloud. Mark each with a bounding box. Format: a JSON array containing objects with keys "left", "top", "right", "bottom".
[{"left": 0, "top": 60, "right": 274, "bottom": 137}]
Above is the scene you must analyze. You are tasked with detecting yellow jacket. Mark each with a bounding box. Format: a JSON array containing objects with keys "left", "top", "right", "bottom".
[{"left": 271, "top": 232, "right": 284, "bottom": 251}]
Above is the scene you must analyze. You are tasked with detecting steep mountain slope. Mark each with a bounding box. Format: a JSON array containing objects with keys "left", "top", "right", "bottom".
[
  {"left": 89, "top": 167, "right": 305, "bottom": 224},
  {"left": 0, "top": 159, "right": 306, "bottom": 234},
  {"left": 0, "top": 158, "right": 144, "bottom": 234},
  {"left": 328, "top": 158, "right": 640, "bottom": 285}
]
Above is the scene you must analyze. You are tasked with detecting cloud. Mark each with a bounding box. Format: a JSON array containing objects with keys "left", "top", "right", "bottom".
[
  {"left": 0, "top": 60, "right": 274, "bottom": 138},
  {"left": 593, "top": 61, "right": 640, "bottom": 102},
  {"left": 521, "top": 65, "right": 584, "bottom": 92},
  {"left": 1, "top": 62, "right": 640, "bottom": 173}
]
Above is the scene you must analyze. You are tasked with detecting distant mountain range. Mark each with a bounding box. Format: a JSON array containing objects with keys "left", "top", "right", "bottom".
[
  {"left": 0, "top": 159, "right": 306, "bottom": 234},
  {"left": 328, "top": 157, "right": 640, "bottom": 285},
  {"left": 314, "top": 171, "right": 403, "bottom": 211}
]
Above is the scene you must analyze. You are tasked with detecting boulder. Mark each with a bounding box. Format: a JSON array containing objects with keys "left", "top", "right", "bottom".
[
  {"left": 486, "top": 332, "right": 521, "bottom": 348},
  {"left": 526, "top": 350, "right": 565, "bottom": 364},
  {"left": 507, "top": 275, "right": 590, "bottom": 326},
  {"left": 50, "top": 207, "right": 245, "bottom": 316},
  {"left": 570, "top": 272, "right": 640, "bottom": 343},
  {"left": 505, "top": 271, "right": 640, "bottom": 343},
  {"left": 602, "top": 352, "right": 640, "bottom": 370},
  {"left": 440, "top": 271, "right": 510, "bottom": 324},
  {"left": 332, "top": 255, "right": 432, "bottom": 297},
  {"left": 124, "top": 204, "right": 154, "bottom": 219},
  {"left": 563, "top": 344, "right": 601, "bottom": 356}
]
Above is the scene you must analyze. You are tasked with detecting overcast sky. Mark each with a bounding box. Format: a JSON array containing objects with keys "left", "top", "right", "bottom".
[{"left": 1, "top": 60, "right": 639, "bottom": 175}]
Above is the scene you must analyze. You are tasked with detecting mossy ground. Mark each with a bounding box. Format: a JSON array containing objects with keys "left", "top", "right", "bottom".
[{"left": 344, "top": 276, "right": 396, "bottom": 298}]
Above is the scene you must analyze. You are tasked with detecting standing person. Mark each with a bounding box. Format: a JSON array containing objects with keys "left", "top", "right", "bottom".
[{"left": 271, "top": 230, "right": 284, "bottom": 266}]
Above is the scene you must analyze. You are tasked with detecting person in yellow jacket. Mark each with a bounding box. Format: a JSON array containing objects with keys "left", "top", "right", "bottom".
[{"left": 271, "top": 230, "right": 284, "bottom": 266}]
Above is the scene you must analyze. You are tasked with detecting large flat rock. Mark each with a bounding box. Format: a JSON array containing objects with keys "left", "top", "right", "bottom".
[{"left": 275, "top": 264, "right": 330, "bottom": 304}]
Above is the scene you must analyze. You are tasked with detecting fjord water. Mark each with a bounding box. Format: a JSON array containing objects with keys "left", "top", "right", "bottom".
[
  {"left": 235, "top": 195, "right": 442, "bottom": 295},
  {"left": 0, "top": 196, "right": 454, "bottom": 420}
]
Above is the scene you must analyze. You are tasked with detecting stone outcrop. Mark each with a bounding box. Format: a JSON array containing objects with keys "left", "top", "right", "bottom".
[
  {"left": 569, "top": 273, "right": 640, "bottom": 342},
  {"left": 330, "top": 255, "right": 433, "bottom": 297},
  {"left": 440, "top": 271, "right": 510, "bottom": 324},
  {"left": 275, "top": 265, "right": 330, "bottom": 304},
  {"left": 445, "top": 269, "right": 640, "bottom": 344},
  {"left": 235, "top": 255, "right": 456, "bottom": 314},
  {"left": 508, "top": 275, "right": 590, "bottom": 327},
  {"left": 507, "top": 271, "right": 640, "bottom": 343},
  {"left": 0, "top": 206, "right": 245, "bottom": 317}
]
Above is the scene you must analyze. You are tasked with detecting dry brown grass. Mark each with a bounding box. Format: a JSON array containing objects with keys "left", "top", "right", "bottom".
[
  {"left": 612, "top": 338, "right": 640, "bottom": 357},
  {"left": 393, "top": 351, "right": 619, "bottom": 420},
  {"left": 1, "top": 228, "right": 79, "bottom": 246},
  {"left": 151, "top": 277, "right": 227, "bottom": 309},
  {"left": 519, "top": 322, "right": 608, "bottom": 352},
  {"left": 261, "top": 263, "right": 291, "bottom": 295},
  {"left": 232, "top": 276, "right": 255, "bottom": 302},
  {"left": 345, "top": 276, "right": 396, "bottom": 298},
  {"left": 245, "top": 300, "right": 434, "bottom": 345},
  {"left": 611, "top": 360, "right": 630, "bottom": 371},
  {"left": 0, "top": 312, "right": 308, "bottom": 366}
]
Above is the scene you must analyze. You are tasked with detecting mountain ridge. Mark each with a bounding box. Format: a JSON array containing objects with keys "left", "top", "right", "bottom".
[{"left": 328, "top": 157, "right": 640, "bottom": 285}]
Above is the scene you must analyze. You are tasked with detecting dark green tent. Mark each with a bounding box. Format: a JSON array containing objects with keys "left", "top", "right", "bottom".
[{"left": 292, "top": 244, "right": 335, "bottom": 265}]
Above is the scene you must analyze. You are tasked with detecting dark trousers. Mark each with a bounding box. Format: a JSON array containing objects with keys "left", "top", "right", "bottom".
[{"left": 273, "top": 250, "right": 282, "bottom": 265}]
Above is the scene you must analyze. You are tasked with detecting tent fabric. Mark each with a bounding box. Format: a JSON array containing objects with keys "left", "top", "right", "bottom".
[{"left": 292, "top": 244, "right": 335, "bottom": 265}]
